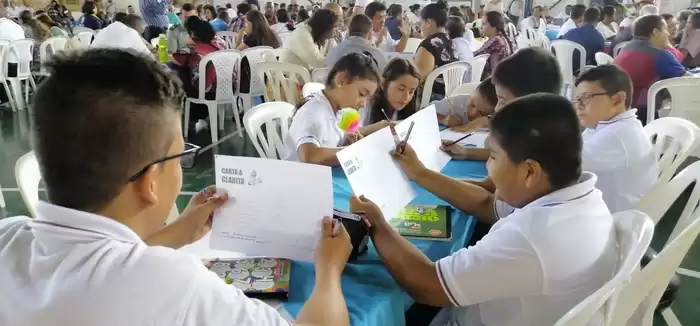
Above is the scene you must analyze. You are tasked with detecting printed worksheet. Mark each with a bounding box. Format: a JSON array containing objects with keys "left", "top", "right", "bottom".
[
  {"left": 336, "top": 127, "right": 417, "bottom": 220},
  {"left": 210, "top": 155, "right": 333, "bottom": 262},
  {"left": 395, "top": 105, "right": 452, "bottom": 172},
  {"left": 440, "top": 130, "right": 489, "bottom": 148}
]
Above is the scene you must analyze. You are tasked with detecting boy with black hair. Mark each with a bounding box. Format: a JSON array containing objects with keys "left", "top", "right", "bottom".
[
  {"left": 0, "top": 49, "right": 352, "bottom": 326},
  {"left": 367, "top": 94, "right": 616, "bottom": 326},
  {"left": 557, "top": 3, "right": 586, "bottom": 37},
  {"left": 562, "top": 7, "right": 605, "bottom": 69}
]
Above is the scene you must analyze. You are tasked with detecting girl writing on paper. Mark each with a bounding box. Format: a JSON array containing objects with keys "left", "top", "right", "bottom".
[
  {"left": 362, "top": 58, "right": 421, "bottom": 125},
  {"left": 434, "top": 77, "right": 498, "bottom": 132}
]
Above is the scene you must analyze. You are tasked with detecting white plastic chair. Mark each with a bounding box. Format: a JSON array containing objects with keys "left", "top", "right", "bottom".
[
  {"left": 646, "top": 77, "right": 700, "bottom": 126},
  {"left": 554, "top": 210, "right": 654, "bottom": 326},
  {"left": 302, "top": 82, "right": 325, "bottom": 97},
  {"left": 279, "top": 32, "right": 293, "bottom": 46},
  {"left": 0, "top": 183, "right": 4, "bottom": 208},
  {"left": 643, "top": 117, "right": 700, "bottom": 184},
  {"left": 256, "top": 62, "right": 310, "bottom": 105},
  {"left": 14, "top": 151, "right": 41, "bottom": 218},
  {"left": 184, "top": 50, "right": 242, "bottom": 143},
  {"left": 550, "top": 40, "right": 586, "bottom": 95},
  {"left": 0, "top": 40, "right": 17, "bottom": 111},
  {"left": 216, "top": 31, "right": 237, "bottom": 49},
  {"left": 72, "top": 26, "right": 96, "bottom": 35},
  {"left": 420, "top": 61, "right": 471, "bottom": 108},
  {"left": 311, "top": 67, "right": 329, "bottom": 83},
  {"left": 516, "top": 36, "right": 534, "bottom": 49},
  {"left": 9, "top": 39, "right": 37, "bottom": 108},
  {"left": 243, "top": 101, "right": 295, "bottom": 159},
  {"left": 613, "top": 41, "right": 630, "bottom": 57},
  {"left": 37, "top": 37, "right": 69, "bottom": 76},
  {"left": 467, "top": 54, "right": 489, "bottom": 82},
  {"left": 75, "top": 32, "right": 94, "bottom": 47},
  {"left": 404, "top": 37, "right": 422, "bottom": 53},
  {"left": 234, "top": 46, "right": 275, "bottom": 114},
  {"left": 448, "top": 82, "right": 480, "bottom": 96},
  {"left": 595, "top": 52, "right": 614, "bottom": 65}
]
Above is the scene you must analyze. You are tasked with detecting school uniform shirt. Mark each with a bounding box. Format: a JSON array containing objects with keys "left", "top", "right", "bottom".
[
  {"left": 0, "top": 17, "right": 26, "bottom": 63},
  {"left": 372, "top": 28, "right": 399, "bottom": 53},
  {"left": 433, "top": 94, "right": 472, "bottom": 123},
  {"left": 326, "top": 36, "right": 388, "bottom": 72},
  {"left": 435, "top": 172, "right": 617, "bottom": 326},
  {"left": 581, "top": 109, "right": 659, "bottom": 213},
  {"left": 556, "top": 18, "right": 577, "bottom": 38},
  {"left": 452, "top": 37, "right": 474, "bottom": 62},
  {"left": 0, "top": 202, "right": 290, "bottom": 326},
  {"left": 596, "top": 21, "right": 618, "bottom": 39},
  {"left": 283, "top": 92, "right": 344, "bottom": 161},
  {"left": 520, "top": 16, "right": 546, "bottom": 36},
  {"left": 280, "top": 24, "right": 332, "bottom": 70},
  {"left": 91, "top": 21, "right": 152, "bottom": 56}
]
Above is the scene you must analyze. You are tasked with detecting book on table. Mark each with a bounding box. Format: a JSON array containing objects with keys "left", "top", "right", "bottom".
[
  {"left": 205, "top": 257, "right": 292, "bottom": 299},
  {"left": 389, "top": 205, "right": 452, "bottom": 241}
]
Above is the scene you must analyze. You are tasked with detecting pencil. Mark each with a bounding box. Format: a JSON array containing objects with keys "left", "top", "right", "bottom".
[
  {"left": 381, "top": 108, "right": 391, "bottom": 121},
  {"left": 399, "top": 121, "right": 415, "bottom": 153},
  {"left": 445, "top": 132, "right": 474, "bottom": 147}
]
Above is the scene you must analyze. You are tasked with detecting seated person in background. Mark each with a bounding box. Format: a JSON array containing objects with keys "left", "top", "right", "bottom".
[
  {"left": 675, "top": 10, "right": 693, "bottom": 44},
  {"left": 435, "top": 77, "right": 497, "bottom": 132},
  {"left": 270, "top": 8, "right": 295, "bottom": 34},
  {"left": 167, "top": 3, "right": 198, "bottom": 54},
  {"left": 557, "top": 4, "right": 585, "bottom": 38},
  {"left": 384, "top": 3, "right": 403, "bottom": 41},
  {"left": 18, "top": 10, "right": 51, "bottom": 68},
  {"left": 415, "top": 2, "right": 457, "bottom": 98},
  {"left": 447, "top": 15, "right": 473, "bottom": 62},
  {"left": 235, "top": 10, "right": 280, "bottom": 50},
  {"left": 79, "top": 1, "right": 104, "bottom": 30},
  {"left": 202, "top": 4, "right": 216, "bottom": 21},
  {"left": 363, "top": 93, "right": 616, "bottom": 326},
  {"left": 441, "top": 48, "right": 562, "bottom": 162},
  {"left": 326, "top": 14, "right": 388, "bottom": 72},
  {"left": 574, "top": 64, "right": 659, "bottom": 212},
  {"left": 662, "top": 13, "right": 685, "bottom": 62},
  {"left": 561, "top": 7, "right": 605, "bottom": 70},
  {"left": 519, "top": 5, "right": 546, "bottom": 36},
  {"left": 473, "top": 11, "right": 515, "bottom": 80},
  {"left": 612, "top": 4, "right": 659, "bottom": 51},
  {"left": 280, "top": 8, "right": 337, "bottom": 70},
  {"left": 614, "top": 15, "right": 687, "bottom": 123},
  {"left": 679, "top": 12, "right": 700, "bottom": 68},
  {"left": 35, "top": 13, "right": 65, "bottom": 37},
  {"left": 362, "top": 58, "right": 421, "bottom": 125},
  {"left": 0, "top": 48, "right": 352, "bottom": 326},
  {"left": 227, "top": 2, "right": 249, "bottom": 32},
  {"left": 210, "top": 8, "right": 229, "bottom": 31},
  {"left": 596, "top": 5, "right": 618, "bottom": 39},
  {"left": 284, "top": 53, "right": 389, "bottom": 165},
  {"left": 365, "top": 2, "right": 409, "bottom": 52},
  {"left": 91, "top": 14, "right": 152, "bottom": 55}
]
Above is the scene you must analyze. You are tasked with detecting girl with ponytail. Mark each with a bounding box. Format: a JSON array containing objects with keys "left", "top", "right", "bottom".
[{"left": 473, "top": 10, "right": 515, "bottom": 80}]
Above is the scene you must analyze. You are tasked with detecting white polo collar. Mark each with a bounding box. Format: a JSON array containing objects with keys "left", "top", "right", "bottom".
[
  {"left": 522, "top": 171, "right": 598, "bottom": 209},
  {"left": 592, "top": 109, "right": 638, "bottom": 131},
  {"left": 29, "top": 201, "right": 143, "bottom": 245}
]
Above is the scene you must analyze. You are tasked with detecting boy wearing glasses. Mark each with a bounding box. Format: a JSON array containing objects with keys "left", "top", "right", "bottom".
[{"left": 0, "top": 49, "right": 352, "bottom": 326}]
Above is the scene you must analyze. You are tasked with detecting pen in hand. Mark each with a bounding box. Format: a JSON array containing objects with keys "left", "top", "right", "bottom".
[
  {"left": 398, "top": 121, "right": 415, "bottom": 154},
  {"left": 444, "top": 132, "right": 474, "bottom": 147}
]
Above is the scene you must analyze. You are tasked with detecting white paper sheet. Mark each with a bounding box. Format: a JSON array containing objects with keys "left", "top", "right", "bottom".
[
  {"left": 210, "top": 155, "right": 333, "bottom": 262},
  {"left": 336, "top": 127, "right": 417, "bottom": 220},
  {"left": 395, "top": 105, "right": 452, "bottom": 172},
  {"left": 440, "top": 130, "right": 490, "bottom": 148}
]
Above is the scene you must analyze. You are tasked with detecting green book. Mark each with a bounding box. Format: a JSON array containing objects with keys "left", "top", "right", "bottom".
[{"left": 390, "top": 205, "right": 452, "bottom": 241}]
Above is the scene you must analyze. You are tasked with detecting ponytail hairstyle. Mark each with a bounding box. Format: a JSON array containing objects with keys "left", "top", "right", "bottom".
[
  {"left": 485, "top": 10, "right": 514, "bottom": 54},
  {"left": 368, "top": 58, "right": 421, "bottom": 124}
]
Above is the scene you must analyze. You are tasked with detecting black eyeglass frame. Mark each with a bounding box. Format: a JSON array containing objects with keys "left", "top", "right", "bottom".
[
  {"left": 572, "top": 92, "right": 611, "bottom": 108},
  {"left": 128, "top": 143, "right": 201, "bottom": 182}
]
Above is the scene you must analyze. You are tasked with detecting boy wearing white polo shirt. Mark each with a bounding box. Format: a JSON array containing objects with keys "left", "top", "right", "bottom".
[
  {"left": 0, "top": 49, "right": 352, "bottom": 326},
  {"left": 573, "top": 64, "right": 659, "bottom": 213},
  {"left": 358, "top": 94, "right": 617, "bottom": 326}
]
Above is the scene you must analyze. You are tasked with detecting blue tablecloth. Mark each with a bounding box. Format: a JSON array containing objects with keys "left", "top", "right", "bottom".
[{"left": 281, "top": 159, "right": 487, "bottom": 326}]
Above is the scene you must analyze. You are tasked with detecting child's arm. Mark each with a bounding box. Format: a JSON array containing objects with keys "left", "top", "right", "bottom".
[{"left": 298, "top": 144, "right": 342, "bottom": 166}]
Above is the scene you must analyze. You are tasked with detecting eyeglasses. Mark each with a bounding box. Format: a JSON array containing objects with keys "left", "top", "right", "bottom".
[
  {"left": 128, "top": 142, "right": 201, "bottom": 182},
  {"left": 572, "top": 92, "right": 610, "bottom": 108}
]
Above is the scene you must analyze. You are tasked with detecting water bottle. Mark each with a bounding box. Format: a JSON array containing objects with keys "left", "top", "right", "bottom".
[{"left": 158, "top": 34, "right": 168, "bottom": 63}]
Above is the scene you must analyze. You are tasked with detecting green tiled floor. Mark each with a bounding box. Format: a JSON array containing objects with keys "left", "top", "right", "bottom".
[{"left": 1, "top": 107, "right": 699, "bottom": 325}]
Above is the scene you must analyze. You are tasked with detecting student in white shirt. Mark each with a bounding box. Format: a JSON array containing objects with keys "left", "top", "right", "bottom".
[
  {"left": 574, "top": 64, "right": 659, "bottom": 212},
  {"left": 284, "top": 52, "right": 390, "bottom": 165},
  {"left": 280, "top": 8, "right": 336, "bottom": 70},
  {"left": 447, "top": 16, "right": 474, "bottom": 62},
  {"left": 596, "top": 5, "right": 619, "bottom": 39},
  {"left": 436, "top": 76, "right": 497, "bottom": 132},
  {"left": 361, "top": 58, "right": 420, "bottom": 125},
  {"left": 360, "top": 94, "right": 617, "bottom": 326},
  {"left": 557, "top": 4, "right": 586, "bottom": 38},
  {"left": 0, "top": 49, "right": 353, "bottom": 326},
  {"left": 91, "top": 17, "right": 153, "bottom": 56},
  {"left": 365, "top": 2, "right": 409, "bottom": 52},
  {"left": 520, "top": 5, "right": 546, "bottom": 36}
]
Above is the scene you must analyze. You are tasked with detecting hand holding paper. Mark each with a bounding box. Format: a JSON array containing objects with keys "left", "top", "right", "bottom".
[{"left": 391, "top": 143, "right": 426, "bottom": 181}]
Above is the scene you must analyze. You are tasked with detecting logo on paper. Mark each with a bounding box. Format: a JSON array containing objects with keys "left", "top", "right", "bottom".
[
  {"left": 248, "top": 170, "right": 262, "bottom": 185},
  {"left": 342, "top": 156, "right": 363, "bottom": 176}
]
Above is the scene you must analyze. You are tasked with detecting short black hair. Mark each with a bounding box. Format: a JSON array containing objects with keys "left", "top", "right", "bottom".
[
  {"left": 633, "top": 14, "right": 664, "bottom": 38},
  {"left": 421, "top": 2, "right": 449, "bottom": 27},
  {"left": 575, "top": 64, "right": 633, "bottom": 108},
  {"left": 364, "top": 1, "right": 386, "bottom": 19},
  {"left": 33, "top": 49, "right": 183, "bottom": 212},
  {"left": 348, "top": 14, "right": 372, "bottom": 37},
  {"left": 492, "top": 47, "right": 562, "bottom": 98},
  {"left": 181, "top": 3, "right": 194, "bottom": 12},
  {"left": 113, "top": 12, "right": 128, "bottom": 22},
  {"left": 225, "top": 3, "right": 231, "bottom": 8},
  {"left": 690, "top": 12, "right": 700, "bottom": 29},
  {"left": 276, "top": 8, "right": 290, "bottom": 23},
  {"left": 185, "top": 16, "right": 216, "bottom": 42},
  {"left": 570, "top": 4, "right": 586, "bottom": 19},
  {"left": 236, "top": 3, "right": 251, "bottom": 15},
  {"left": 490, "top": 94, "right": 582, "bottom": 189},
  {"left": 602, "top": 5, "right": 615, "bottom": 19},
  {"left": 122, "top": 14, "right": 143, "bottom": 29},
  {"left": 446, "top": 15, "right": 465, "bottom": 39},
  {"left": 583, "top": 7, "right": 599, "bottom": 24},
  {"left": 388, "top": 3, "right": 402, "bottom": 17},
  {"left": 81, "top": 1, "right": 95, "bottom": 15},
  {"left": 477, "top": 77, "right": 498, "bottom": 107}
]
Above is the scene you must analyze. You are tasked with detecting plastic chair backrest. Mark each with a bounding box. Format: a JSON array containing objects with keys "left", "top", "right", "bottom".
[
  {"left": 279, "top": 32, "right": 293, "bottom": 46},
  {"left": 448, "top": 82, "right": 480, "bottom": 97},
  {"left": 302, "top": 82, "right": 325, "bottom": 97},
  {"left": 237, "top": 46, "right": 274, "bottom": 95},
  {"left": 0, "top": 40, "right": 9, "bottom": 78},
  {"left": 595, "top": 52, "right": 614, "bottom": 65},
  {"left": 646, "top": 77, "right": 700, "bottom": 125},
  {"left": 420, "top": 61, "right": 471, "bottom": 108},
  {"left": 607, "top": 208, "right": 700, "bottom": 326},
  {"left": 197, "top": 50, "right": 241, "bottom": 100},
  {"left": 216, "top": 31, "right": 237, "bottom": 49},
  {"left": 554, "top": 210, "right": 654, "bottom": 326},
  {"left": 404, "top": 37, "right": 422, "bottom": 53},
  {"left": 613, "top": 41, "right": 629, "bottom": 57},
  {"left": 550, "top": 39, "right": 586, "bottom": 86},
  {"left": 10, "top": 39, "right": 34, "bottom": 78},
  {"left": 257, "top": 62, "right": 310, "bottom": 105},
  {"left": 311, "top": 67, "right": 329, "bottom": 83},
  {"left": 643, "top": 117, "right": 700, "bottom": 184},
  {"left": 72, "top": 26, "right": 96, "bottom": 35},
  {"left": 243, "top": 101, "right": 295, "bottom": 159},
  {"left": 39, "top": 37, "right": 68, "bottom": 68},
  {"left": 516, "top": 36, "right": 534, "bottom": 49},
  {"left": 75, "top": 31, "right": 93, "bottom": 47},
  {"left": 467, "top": 54, "right": 489, "bottom": 82},
  {"left": 524, "top": 28, "right": 538, "bottom": 40},
  {"left": 15, "top": 151, "right": 41, "bottom": 218}
]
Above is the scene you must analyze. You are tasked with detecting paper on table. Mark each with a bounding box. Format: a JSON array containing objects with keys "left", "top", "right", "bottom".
[
  {"left": 210, "top": 155, "right": 333, "bottom": 262},
  {"left": 440, "top": 129, "right": 489, "bottom": 148},
  {"left": 336, "top": 127, "right": 417, "bottom": 220},
  {"left": 395, "top": 105, "right": 452, "bottom": 172}
]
